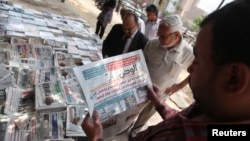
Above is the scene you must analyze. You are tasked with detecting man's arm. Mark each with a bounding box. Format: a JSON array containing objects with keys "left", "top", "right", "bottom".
[
  {"left": 164, "top": 75, "right": 190, "bottom": 96},
  {"left": 147, "top": 85, "right": 178, "bottom": 120}
]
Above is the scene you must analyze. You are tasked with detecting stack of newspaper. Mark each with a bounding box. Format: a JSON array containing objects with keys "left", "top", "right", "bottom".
[{"left": 0, "top": 1, "right": 105, "bottom": 140}]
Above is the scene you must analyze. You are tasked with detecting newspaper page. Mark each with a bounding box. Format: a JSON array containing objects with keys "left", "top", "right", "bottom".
[
  {"left": 0, "top": 65, "right": 16, "bottom": 90},
  {"left": 4, "top": 87, "right": 35, "bottom": 116},
  {"left": 58, "top": 67, "right": 86, "bottom": 105},
  {"left": 0, "top": 118, "right": 8, "bottom": 140},
  {"left": 35, "top": 67, "right": 58, "bottom": 84},
  {"left": 0, "top": 45, "right": 11, "bottom": 65},
  {"left": 32, "top": 45, "right": 53, "bottom": 60},
  {"left": 35, "top": 81, "right": 66, "bottom": 112},
  {"left": 54, "top": 52, "right": 75, "bottom": 68},
  {"left": 73, "top": 50, "right": 152, "bottom": 137},
  {"left": 10, "top": 58, "right": 54, "bottom": 68},
  {"left": 0, "top": 89, "right": 6, "bottom": 116},
  {"left": 4, "top": 115, "right": 39, "bottom": 141},
  {"left": 60, "top": 81, "right": 86, "bottom": 105},
  {"left": 66, "top": 105, "right": 88, "bottom": 137},
  {"left": 11, "top": 43, "right": 33, "bottom": 59},
  {"left": 38, "top": 111, "right": 66, "bottom": 140},
  {"left": 10, "top": 67, "right": 36, "bottom": 89}
]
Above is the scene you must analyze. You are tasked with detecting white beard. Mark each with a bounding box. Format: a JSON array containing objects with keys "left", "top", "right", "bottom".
[{"left": 161, "top": 40, "right": 175, "bottom": 48}]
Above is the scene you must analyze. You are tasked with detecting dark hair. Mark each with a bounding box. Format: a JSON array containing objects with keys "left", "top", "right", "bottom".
[
  {"left": 200, "top": 0, "right": 250, "bottom": 67},
  {"left": 123, "top": 11, "right": 138, "bottom": 24},
  {"left": 146, "top": 4, "right": 158, "bottom": 15},
  {"left": 105, "top": 0, "right": 116, "bottom": 9}
]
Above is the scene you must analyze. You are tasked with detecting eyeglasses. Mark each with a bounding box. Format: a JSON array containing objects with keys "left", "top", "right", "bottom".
[{"left": 158, "top": 32, "right": 175, "bottom": 40}]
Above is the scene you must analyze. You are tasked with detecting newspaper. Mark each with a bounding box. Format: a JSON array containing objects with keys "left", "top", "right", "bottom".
[
  {"left": 11, "top": 43, "right": 33, "bottom": 59},
  {"left": 4, "top": 87, "right": 35, "bottom": 116},
  {"left": 38, "top": 111, "right": 66, "bottom": 140},
  {"left": 10, "top": 58, "right": 54, "bottom": 68},
  {"left": 73, "top": 50, "right": 152, "bottom": 137},
  {"left": 10, "top": 37, "right": 27, "bottom": 44},
  {"left": 0, "top": 65, "right": 16, "bottom": 90},
  {"left": 9, "top": 67, "right": 36, "bottom": 89},
  {"left": 60, "top": 80, "right": 86, "bottom": 105},
  {"left": 66, "top": 105, "right": 88, "bottom": 137},
  {"left": 35, "top": 81, "right": 66, "bottom": 112},
  {"left": 54, "top": 52, "right": 75, "bottom": 68},
  {"left": 35, "top": 67, "right": 58, "bottom": 84},
  {"left": 0, "top": 89, "right": 6, "bottom": 115},
  {"left": 32, "top": 45, "right": 53, "bottom": 60},
  {"left": 0, "top": 119, "right": 8, "bottom": 140},
  {"left": 4, "top": 115, "right": 39, "bottom": 141}
]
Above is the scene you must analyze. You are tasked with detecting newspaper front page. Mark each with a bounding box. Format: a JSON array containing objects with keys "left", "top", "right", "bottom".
[
  {"left": 35, "top": 81, "right": 66, "bottom": 112},
  {"left": 4, "top": 87, "right": 35, "bottom": 116},
  {"left": 74, "top": 50, "right": 152, "bottom": 137}
]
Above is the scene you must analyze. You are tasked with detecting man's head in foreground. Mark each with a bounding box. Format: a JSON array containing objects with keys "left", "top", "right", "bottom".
[{"left": 188, "top": 0, "right": 250, "bottom": 121}]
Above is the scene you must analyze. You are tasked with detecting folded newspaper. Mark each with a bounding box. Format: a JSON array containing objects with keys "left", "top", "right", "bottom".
[
  {"left": 73, "top": 50, "right": 152, "bottom": 137},
  {"left": 35, "top": 81, "right": 66, "bottom": 112},
  {"left": 4, "top": 87, "right": 35, "bottom": 116},
  {"left": 38, "top": 111, "right": 66, "bottom": 140},
  {"left": 66, "top": 105, "right": 88, "bottom": 137}
]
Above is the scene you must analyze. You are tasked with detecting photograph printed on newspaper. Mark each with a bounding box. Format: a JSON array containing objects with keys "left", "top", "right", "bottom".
[
  {"left": 73, "top": 50, "right": 152, "bottom": 137},
  {"left": 39, "top": 111, "right": 66, "bottom": 140},
  {"left": 4, "top": 87, "right": 35, "bottom": 116},
  {"left": 66, "top": 105, "right": 88, "bottom": 136}
]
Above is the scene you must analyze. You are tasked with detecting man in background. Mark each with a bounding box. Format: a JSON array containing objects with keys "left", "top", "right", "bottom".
[
  {"left": 144, "top": 4, "right": 160, "bottom": 40},
  {"left": 130, "top": 14, "right": 194, "bottom": 137},
  {"left": 102, "top": 11, "right": 148, "bottom": 58}
]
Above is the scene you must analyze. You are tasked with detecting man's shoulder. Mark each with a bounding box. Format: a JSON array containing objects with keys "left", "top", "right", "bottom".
[
  {"left": 180, "top": 39, "right": 193, "bottom": 52},
  {"left": 113, "top": 24, "right": 122, "bottom": 28},
  {"left": 144, "top": 39, "right": 159, "bottom": 50},
  {"left": 111, "top": 24, "right": 123, "bottom": 30}
]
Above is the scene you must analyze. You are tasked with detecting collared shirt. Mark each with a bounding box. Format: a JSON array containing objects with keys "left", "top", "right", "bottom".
[
  {"left": 144, "top": 18, "right": 160, "bottom": 40},
  {"left": 122, "top": 29, "right": 138, "bottom": 53},
  {"left": 132, "top": 103, "right": 208, "bottom": 141},
  {"left": 138, "top": 18, "right": 145, "bottom": 34},
  {"left": 143, "top": 38, "right": 194, "bottom": 93}
]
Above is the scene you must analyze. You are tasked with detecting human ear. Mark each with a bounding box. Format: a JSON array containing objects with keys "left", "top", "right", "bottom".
[{"left": 225, "top": 63, "right": 250, "bottom": 94}]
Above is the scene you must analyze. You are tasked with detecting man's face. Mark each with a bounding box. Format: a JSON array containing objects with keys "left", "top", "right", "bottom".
[
  {"left": 157, "top": 24, "right": 175, "bottom": 47},
  {"left": 122, "top": 15, "right": 138, "bottom": 37},
  {"left": 188, "top": 23, "right": 222, "bottom": 117},
  {"left": 146, "top": 11, "right": 157, "bottom": 22}
]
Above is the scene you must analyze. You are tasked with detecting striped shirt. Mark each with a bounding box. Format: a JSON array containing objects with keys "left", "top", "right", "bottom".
[{"left": 132, "top": 103, "right": 208, "bottom": 141}]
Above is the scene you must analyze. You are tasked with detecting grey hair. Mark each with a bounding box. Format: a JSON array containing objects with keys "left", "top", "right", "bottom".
[{"left": 160, "top": 14, "right": 183, "bottom": 33}]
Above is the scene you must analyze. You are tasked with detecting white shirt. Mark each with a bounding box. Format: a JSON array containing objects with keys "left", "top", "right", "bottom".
[
  {"left": 143, "top": 38, "right": 194, "bottom": 92},
  {"left": 138, "top": 18, "right": 145, "bottom": 34},
  {"left": 144, "top": 18, "right": 160, "bottom": 40}
]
